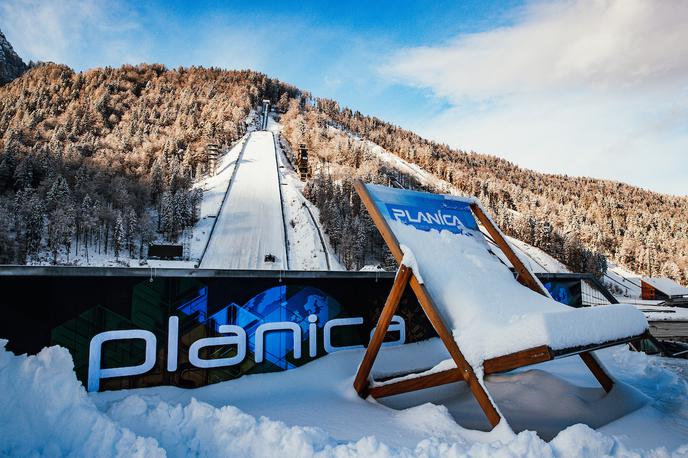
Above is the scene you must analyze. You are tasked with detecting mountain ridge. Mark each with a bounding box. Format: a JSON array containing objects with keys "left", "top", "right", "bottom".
[{"left": 0, "top": 29, "right": 28, "bottom": 85}]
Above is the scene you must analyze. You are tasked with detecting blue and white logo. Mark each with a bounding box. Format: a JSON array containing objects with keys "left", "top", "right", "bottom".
[{"left": 386, "top": 203, "right": 473, "bottom": 235}]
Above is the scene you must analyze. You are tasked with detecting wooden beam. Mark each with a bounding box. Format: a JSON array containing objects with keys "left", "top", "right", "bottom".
[
  {"left": 367, "top": 344, "right": 621, "bottom": 401},
  {"left": 368, "top": 346, "right": 552, "bottom": 399},
  {"left": 483, "top": 346, "right": 552, "bottom": 374},
  {"left": 369, "top": 368, "right": 464, "bottom": 398},
  {"left": 409, "top": 277, "right": 502, "bottom": 426},
  {"left": 551, "top": 332, "right": 650, "bottom": 357},
  {"left": 354, "top": 180, "right": 503, "bottom": 427},
  {"left": 579, "top": 351, "right": 614, "bottom": 393},
  {"left": 469, "top": 202, "right": 621, "bottom": 395},
  {"left": 353, "top": 264, "right": 412, "bottom": 396},
  {"left": 470, "top": 203, "right": 547, "bottom": 296}
]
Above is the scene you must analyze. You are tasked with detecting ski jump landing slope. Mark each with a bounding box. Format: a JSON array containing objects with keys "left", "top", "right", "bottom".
[{"left": 200, "top": 131, "right": 288, "bottom": 270}]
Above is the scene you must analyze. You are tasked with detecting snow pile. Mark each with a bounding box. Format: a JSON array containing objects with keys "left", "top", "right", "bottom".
[
  {"left": 106, "top": 396, "right": 383, "bottom": 457},
  {"left": 0, "top": 340, "right": 389, "bottom": 457},
  {"left": 2, "top": 339, "right": 687, "bottom": 456},
  {"left": 506, "top": 236, "right": 571, "bottom": 274},
  {"left": 400, "top": 243, "right": 423, "bottom": 284},
  {"left": 0, "top": 340, "right": 164, "bottom": 457},
  {"left": 636, "top": 304, "right": 688, "bottom": 321},
  {"left": 390, "top": 221, "right": 648, "bottom": 366}
]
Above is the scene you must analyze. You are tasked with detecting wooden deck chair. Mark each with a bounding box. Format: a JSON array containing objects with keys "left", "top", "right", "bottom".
[{"left": 353, "top": 181, "right": 649, "bottom": 428}]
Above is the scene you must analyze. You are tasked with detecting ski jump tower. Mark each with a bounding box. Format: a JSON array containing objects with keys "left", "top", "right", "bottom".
[{"left": 261, "top": 99, "right": 270, "bottom": 130}]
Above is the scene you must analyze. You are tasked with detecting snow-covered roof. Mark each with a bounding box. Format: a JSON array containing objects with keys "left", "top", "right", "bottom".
[
  {"left": 641, "top": 277, "right": 688, "bottom": 298},
  {"left": 634, "top": 304, "right": 688, "bottom": 321}
]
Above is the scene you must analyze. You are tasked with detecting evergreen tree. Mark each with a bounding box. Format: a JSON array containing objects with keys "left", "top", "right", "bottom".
[
  {"left": 125, "top": 208, "right": 138, "bottom": 257},
  {"left": 80, "top": 195, "right": 97, "bottom": 263},
  {"left": 14, "top": 187, "right": 44, "bottom": 261},
  {"left": 113, "top": 212, "right": 124, "bottom": 259}
]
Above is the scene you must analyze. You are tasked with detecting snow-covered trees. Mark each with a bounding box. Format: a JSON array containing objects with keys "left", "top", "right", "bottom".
[
  {"left": 113, "top": 212, "right": 124, "bottom": 259},
  {"left": 0, "top": 62, "right": 684, "bottom": 279},
  {"left": 159, "top": 189, "right": 201, "bottom": 241},
  {"left": 45, "top": 176, "right": 75, "bottom": 264},
  {"left": 79, "top": 195, "right": 97, "bottom": 262},
  {"left": 0, "top": 63, "right": 296, "bottom": 264},
  {"left": 284, "top": 100, "right": 687, "bottom": 282},
  {"left": 125, "top": 208, "right": 137, "bottom": 257},
  {"left": 303, "top": 174, "right": 391, "bottom": 270},
  {"left": 13, "top": 187, "right": 43, "bottom": 261}
]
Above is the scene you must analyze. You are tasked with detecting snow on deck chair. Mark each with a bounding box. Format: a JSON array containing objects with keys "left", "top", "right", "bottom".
[{"left": 353, "top": 181, "right": 649, "bottom": 428}]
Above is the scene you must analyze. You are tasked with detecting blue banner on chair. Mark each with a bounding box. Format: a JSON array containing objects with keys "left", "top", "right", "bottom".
[{"left": 365, "top": 184, "right": 479, "bottom": 236}]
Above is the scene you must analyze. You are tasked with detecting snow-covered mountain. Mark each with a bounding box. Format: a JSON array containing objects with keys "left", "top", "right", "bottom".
[
  {"left": 0, "top": 63, "right": 685, "bottom": 290},
  {"left": 0, "top": 30, "right": 27, "bottom": 85}
]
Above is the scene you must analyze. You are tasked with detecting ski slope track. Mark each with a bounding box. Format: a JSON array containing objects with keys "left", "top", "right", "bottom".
[
  {"left": 200, "top": 131, "right": 288, "bottom": 270},
  {"left": 196, "top": 135, "right": 249, "bottom": 263}
]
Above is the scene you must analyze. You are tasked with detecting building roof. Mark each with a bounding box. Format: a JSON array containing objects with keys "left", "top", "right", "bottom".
[{"left": 641, "top": 277, "right": 688, "bottom": 298}]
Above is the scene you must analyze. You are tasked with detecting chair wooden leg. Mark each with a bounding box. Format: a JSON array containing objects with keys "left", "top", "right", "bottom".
[
  {"left": 353, "top": 265, "right": 412, "bottom": 396},
  {"left": 409, "top": 277, "right": 503, "bottom": 427},
  {"left": 580, "top": 351, "right": 614, "bottom": 392}
]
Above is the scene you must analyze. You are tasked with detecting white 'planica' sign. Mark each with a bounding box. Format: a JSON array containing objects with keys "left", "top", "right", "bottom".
[{"left": 88, "top": 314, "right": 405, "bottom": 391}]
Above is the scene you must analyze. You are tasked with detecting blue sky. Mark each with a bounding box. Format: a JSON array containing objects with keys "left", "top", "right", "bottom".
[{"left": 1, "top": 0, "right": 686, "bottom": 195}]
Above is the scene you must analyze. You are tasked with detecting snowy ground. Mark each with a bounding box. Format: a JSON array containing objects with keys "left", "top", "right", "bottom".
[
  {"left": 2, "top": 338, "right": 688, "bottom": 457},
  {"left": 639, "top": 305, "right": 688, "bottom": 321},
  {"left": 200, "top": 131, "right": 288, "bottom": 270},
  {"left": 507, "top": 237, "right": 570, "bottom": 274}
]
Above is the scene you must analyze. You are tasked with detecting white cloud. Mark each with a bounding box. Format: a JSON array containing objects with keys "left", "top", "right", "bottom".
[
  {"left": 0, "top": 1, "right": 293, "bottom": 78},
  {"left": 0, "top": 0, "right": 146, "bottom": 68},
  {"left": 0, "top": 1, "right": 372, "bottom": 90},
  {"left": 384, "top": 0, "right": 688, "bottom": 196}
]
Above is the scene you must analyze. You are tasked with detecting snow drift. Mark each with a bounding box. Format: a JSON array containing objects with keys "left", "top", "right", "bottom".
[
  {"left": 389, "top": 220, "right": 648, "bottom": 367},
  {"left": 2, "top": 338, "right": 687, "bottom": 456}
]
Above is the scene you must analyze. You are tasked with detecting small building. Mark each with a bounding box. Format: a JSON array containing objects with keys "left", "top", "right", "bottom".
[
  {"left": 261, "top": 99, "right": 270, "bottom": 130},
  {"left": 641, "top": 277, "right": 688, "bottom": 301},
  {"left": 148, "top": 243, "right": 184, "bottom": 260}
]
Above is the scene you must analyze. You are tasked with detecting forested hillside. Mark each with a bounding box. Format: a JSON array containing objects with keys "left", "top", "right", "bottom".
[
  {"left": 0, "top": 63, "right": 297, "bottom": 263},
  {"left": 280, "top": 99, "right": 688, "bottom": 283},
  {"left": 0, "top": 62, "right": 685, "bottom": 285}
]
